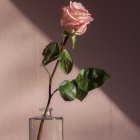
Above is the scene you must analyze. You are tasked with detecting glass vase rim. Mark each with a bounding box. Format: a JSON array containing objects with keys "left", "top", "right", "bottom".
[{"left": 39, "top": 108, "right": 53, "bottom": 112}]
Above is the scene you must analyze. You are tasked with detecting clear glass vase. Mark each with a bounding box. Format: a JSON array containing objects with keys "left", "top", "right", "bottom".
[{"left": 29, "top": 108, "right": 63, "bottom": 140}]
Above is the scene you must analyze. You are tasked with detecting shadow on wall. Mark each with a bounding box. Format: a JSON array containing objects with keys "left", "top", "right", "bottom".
[{"left": 11, "top": 0, "right": 140, "bottom": 127}]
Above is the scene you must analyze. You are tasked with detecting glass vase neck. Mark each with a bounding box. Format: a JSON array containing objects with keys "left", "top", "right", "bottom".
[{"left": 39, "top": 108, "right": 53, "bottom": 117}]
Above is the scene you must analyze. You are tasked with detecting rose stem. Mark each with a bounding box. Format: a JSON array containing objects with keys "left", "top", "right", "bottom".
[{"left": 36, "top": 33, "right": 69, "bottom": 140}]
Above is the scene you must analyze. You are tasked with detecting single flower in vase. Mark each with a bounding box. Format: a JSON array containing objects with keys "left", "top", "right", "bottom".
[
  {"left": 29, "top": 1, "right": 110, "bottom": 140},
  {"left": 61, "top": 1, "right": 93, "bottom": 35}
]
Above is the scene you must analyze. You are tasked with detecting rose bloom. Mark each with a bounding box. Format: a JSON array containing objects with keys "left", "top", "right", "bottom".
[{"left": 60, "top": 1, "right": 93, "bottom": 35}]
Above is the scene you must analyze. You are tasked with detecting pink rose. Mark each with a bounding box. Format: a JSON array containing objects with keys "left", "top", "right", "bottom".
[{"left": 60, "top": 1, "right": 93, "bottom": 35}]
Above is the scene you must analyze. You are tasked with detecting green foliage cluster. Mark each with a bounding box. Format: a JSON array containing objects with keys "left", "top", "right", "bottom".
[{"left": 42, "top": 32, "right": 110, "bottom": 101}]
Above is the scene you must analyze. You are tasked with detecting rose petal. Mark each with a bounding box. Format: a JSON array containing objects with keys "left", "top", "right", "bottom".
[{"left": 76, "top": 24, "right": 87, "bottom": 35}]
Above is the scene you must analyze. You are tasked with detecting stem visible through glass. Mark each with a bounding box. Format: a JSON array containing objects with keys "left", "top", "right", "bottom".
[{"left": 37, "top": 33, "right": 69, "bottom": 140}]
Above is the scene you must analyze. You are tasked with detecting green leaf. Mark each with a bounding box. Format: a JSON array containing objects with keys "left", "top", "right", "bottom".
[
  {"left": 76, "top": 88, "right": 88, "bottom": 101},
  {"left": 42, "top": 42, "right": 59, "bottom": 66},
  {"left": 72, "top": 80, "right": 88, "bottom": 101},
  {"left": 59, "top": 68, "right": 110, "bottom": 102},
  {"left": 59, "top": 80, "right": 77, "bottom": 101},
  {"left": 71, "top": 34, "right": 76, "bottom": 48},
  {"left": 58, "top": 49, "right": 73, "bottom": 74},
  {"left": 76, "top": 68, "right": 111, "bottom": 91}
]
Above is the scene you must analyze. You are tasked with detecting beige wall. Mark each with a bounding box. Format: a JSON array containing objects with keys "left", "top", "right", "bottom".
[{"left": 0, "top": 0, "right": 140, "bottom": 140}]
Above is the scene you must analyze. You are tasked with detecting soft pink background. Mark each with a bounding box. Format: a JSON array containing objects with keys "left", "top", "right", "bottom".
[{"left": 0, "top": 0, "right": 140, "bottom": 140}]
